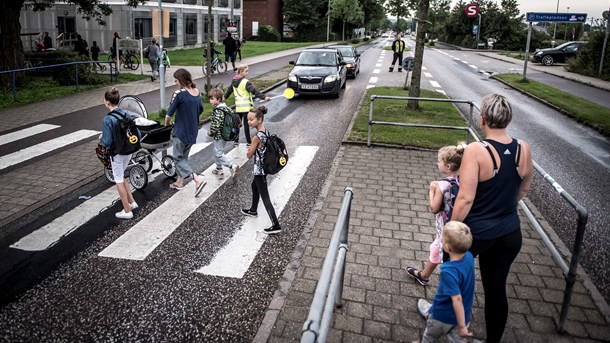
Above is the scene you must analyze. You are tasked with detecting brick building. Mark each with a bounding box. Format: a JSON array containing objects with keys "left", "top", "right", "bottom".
[{"left": 242, "top": 0, "right": 283, "bottom": 39}]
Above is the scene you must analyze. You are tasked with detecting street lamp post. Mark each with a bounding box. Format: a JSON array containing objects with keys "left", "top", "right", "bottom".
[
  {"left": 326, "top": 0, "right": 331, "bottom": 41},
  {"left": 564, "top": 6, "right": 570, "bottom": 40},
  {"left": 552, "top": 0, "right": 560, "bottom": 47}
]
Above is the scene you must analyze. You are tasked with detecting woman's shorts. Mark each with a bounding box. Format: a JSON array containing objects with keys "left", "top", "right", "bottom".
[{"left": 110, "top": 154, "right": 131, "bottom": 183}]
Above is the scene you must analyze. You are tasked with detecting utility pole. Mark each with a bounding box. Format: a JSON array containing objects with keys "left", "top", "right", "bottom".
[
  {"left": 552, "top": 0, "right": 560, "bottom": 47},
  {"left": 326, "top": 0, "right": 331, "bottom": 41},
  {"left": 157, "top": 0, "right": 165, "bottom": 110}
]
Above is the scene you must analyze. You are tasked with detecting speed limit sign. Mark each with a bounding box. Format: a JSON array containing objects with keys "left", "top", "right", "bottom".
[{"left": 465, "top": 4, "right": 480, "bottom": 18}]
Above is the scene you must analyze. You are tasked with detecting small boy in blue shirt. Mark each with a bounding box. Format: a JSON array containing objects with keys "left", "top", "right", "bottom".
[{"left": 417, "top": 221, "right": 475, "bottom": 343}]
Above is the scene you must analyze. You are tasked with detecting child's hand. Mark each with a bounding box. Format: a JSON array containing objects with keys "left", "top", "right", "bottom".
[{"left": 457, "top": 326, "right": 472, "bottom": 338}]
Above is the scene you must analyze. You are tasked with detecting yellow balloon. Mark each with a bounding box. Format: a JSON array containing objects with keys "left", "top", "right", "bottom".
[{"left": 283, "top": 88, "right": 295, "bottom": 99}]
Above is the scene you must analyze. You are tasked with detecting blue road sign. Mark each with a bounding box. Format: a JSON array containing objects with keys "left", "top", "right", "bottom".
[{"left": 526, "top": 12, "right": 587, "bottom": 23}]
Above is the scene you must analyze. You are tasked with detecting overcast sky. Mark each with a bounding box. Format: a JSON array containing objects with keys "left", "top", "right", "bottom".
[{"left": 450, "top": 0, "right": 609, "bottom": 19}]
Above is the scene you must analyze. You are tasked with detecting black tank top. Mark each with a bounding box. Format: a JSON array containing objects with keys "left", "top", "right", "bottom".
[{"left": 464, "top": 139, "right": 523, "bottom": 240}]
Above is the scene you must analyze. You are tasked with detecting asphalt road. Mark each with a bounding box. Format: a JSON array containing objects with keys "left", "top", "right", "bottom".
[
  {"left": 422, "top": 46, "right": 610, "bottom": 304},
  {"left": 0, "top": 42, "right": 381, "bottom": 341}
]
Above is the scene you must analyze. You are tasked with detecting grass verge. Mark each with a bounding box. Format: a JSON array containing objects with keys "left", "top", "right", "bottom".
[
  {"left": 495, "top": 73, "right": 610, "bottom": 136},
  {"left": 347, "top": 87, "right": 470, "bottom": 149}
]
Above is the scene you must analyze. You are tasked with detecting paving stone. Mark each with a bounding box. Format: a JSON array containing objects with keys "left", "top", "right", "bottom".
[
  {"left": 333, "top": 313, "right": 363, "bottom": 333},
  {"left": 363, "top": 320, "right": 392, "bottom": 339}
]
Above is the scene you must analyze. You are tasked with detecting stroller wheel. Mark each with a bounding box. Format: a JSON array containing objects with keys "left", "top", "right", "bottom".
[
  {"left": 128, "top": 165, "right": 148, "bottom": 190},
  {"left": 134, "top": 151, "right": 153, "bottom": 172},
  {"left": 104, "top": 168, "right": 115, "bottom": 183},
  {"left": 161, "top": 156, "right": 177, "bottom": 178}
]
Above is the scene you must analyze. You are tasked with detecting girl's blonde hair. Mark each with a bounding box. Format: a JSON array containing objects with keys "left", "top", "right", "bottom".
[
  {"left": 237, "top": 65, "right": 249, "bottom": 74},
  {"left": 438, "top": 142, "right": 467, "bottom": 172}
]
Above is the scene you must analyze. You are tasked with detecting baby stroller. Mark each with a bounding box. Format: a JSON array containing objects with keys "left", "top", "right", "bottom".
[{"left": 103, "top": 95, "right": 177, "bottom": 189}]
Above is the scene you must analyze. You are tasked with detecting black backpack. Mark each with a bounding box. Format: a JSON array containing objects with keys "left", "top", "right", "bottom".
[
  {"left": 108, "top": 110, "right": 141, "bottom": 156},
  {"left": 257, "top": 131, "right": 289, "bottom": 175},
  {"left": 219, "top": 106, "right": 241, "bottom": 141}
]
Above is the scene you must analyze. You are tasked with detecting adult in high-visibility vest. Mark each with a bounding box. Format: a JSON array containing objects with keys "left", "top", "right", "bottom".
[
  {"left": 224, "top": 65, "right": 270, "bottom": 145},
  {"left": 389, "top": 34, "right": 406, "bottom": 72}
]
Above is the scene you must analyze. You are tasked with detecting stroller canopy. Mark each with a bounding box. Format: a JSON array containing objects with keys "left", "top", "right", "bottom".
[{"left": 118, "top": 95, "right": 148, "bottom": 119}]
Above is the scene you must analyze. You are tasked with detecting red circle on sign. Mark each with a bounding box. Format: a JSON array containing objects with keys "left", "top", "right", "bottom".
[{"left": 465, "top": 4, "right": 479, "bottom": 18}]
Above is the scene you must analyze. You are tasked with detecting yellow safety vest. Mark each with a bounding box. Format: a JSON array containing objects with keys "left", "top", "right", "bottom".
[{"left": 233, "top": 78, "right": 253, "bottom": 113}]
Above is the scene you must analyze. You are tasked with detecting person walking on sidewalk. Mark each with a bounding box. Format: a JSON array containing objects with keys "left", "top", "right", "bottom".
[
  {"left": 99, "top": 87, "right": 139, "bottom": 219},
  {"left": 417, "top": 221, "right": 475, "bottom": 343},
  {"left": 241, "top": 106, "right": 282, "bottom": 235},
  {"left": 451, "top": 94, "right": 533, "bottom": 343},
  {"left": 143, "top": 37, "right": 160, "bottom": 82},
  {"left": 224, "top": 65, "right": 270, "bottom": 146},
  {"left": 165, "top": 68, "right": 207, "bottom": 197},
  {"left": 207, "top": 88, "right": 240, "bottom": 180},
  {"left": 406, "top": 142, "right": 466, "bottom": 286},
  {"left": 223, "top": 32, "right": 238, "bottom": 71},
  {"left": 235, "top": 35, "right": 243, "bottom": 61},
  {"left": 389, "top": 33, "right": 406, "bottom": 72}
]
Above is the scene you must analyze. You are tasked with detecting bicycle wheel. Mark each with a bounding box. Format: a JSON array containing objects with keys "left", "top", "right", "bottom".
[
  {"left": 217, "top": 61, "right": 227, "bottom": 74},
  {"left": 122, "top": 56, "right": 130, "bottom": 70},
  {"left": 129, "top": 55, "right": 139, "bottom": 70},
  {"left": 202, "top": 62, "right": 210, "bottom": 77}
]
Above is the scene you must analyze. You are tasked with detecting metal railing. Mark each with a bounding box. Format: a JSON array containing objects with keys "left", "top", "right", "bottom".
[
  {"left": 366, "top": 95, "right": 588, "bottom": 333},
  {"left": 1, "top": 61, "right": 117, "bottom": 103},
  {"left": 301, "top": 187, "right": 354, "bottom": 343}
]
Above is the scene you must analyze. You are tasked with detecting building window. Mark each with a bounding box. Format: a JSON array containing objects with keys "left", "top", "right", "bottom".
[
  {"left": 219, "top": 0, "right": 228, "bottom": 7},
  {"left": 134, "top": 18, "right": 152, "bottom": 39},
  {"left": 234, "top": 0, "right": 241, "bottom": 9},
  {"left": 185, "top": 17, "right": 197, "bottom": 35},
  {"left": 169, "top": 18, "right": 177, "bottom": 36}
]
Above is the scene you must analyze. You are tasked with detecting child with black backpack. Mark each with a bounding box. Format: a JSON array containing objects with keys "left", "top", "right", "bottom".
[
  {"left": 406, "top": 142, "right": 466, "bottom": 285},
  {"left": 241, "top": 106, "right": 282, "bottom": 235},
  {"left": 207, "top": 88, "right": 240, "bottom": 180}
]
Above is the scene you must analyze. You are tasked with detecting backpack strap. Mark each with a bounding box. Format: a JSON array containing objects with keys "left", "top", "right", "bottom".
[
  {"left": 107, "top": 109, "right": 127, "bottom": 122},
  {"left": 480, "top": 140, "right": 498, "bottom": 175}
]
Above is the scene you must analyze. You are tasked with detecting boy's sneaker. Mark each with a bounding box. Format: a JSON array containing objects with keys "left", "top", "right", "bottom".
[
  {"left": 406, "top": 267, "right": 429, "bottom": 286},
  {"left": 115, "top": 209, "right": 133, "bottom": 219},
  {"left": 130, "top": 202, "right": 139, "bottom": 210},
  {"left": 241, "top": 209, "right": 257, "bottom": 217},
  {"left": 417, "top": 299, "right": 431, "bottom": 319},
  {"left": 263, "top": 225, "right": 282, "bottom": 235},
  {"left": 212, "top": 168, "right": 224, "bottom": 177},
  {"left": 231, "top": 164, "right": 239, "bottom": 178}
]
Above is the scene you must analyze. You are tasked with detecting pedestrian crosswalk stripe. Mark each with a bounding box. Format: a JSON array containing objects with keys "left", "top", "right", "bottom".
[
  {"left": 0, "top": 130, "right": 99, "bottom": 171},
  {"left": 196, "top": 146, "right": 318, "bottom": 278},
  {"left": 98, "top": 144, "right": 250, "bottom": 261},
  {"left": 10, "top": 142, "right": 212, "bottom": 251},
  {"left": 0, "top": 124, "right": 60, "bottom": 146}
]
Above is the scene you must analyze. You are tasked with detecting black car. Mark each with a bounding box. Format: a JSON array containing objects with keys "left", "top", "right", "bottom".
[
  {"left": 533, "top": 41, "right": 586, "bottom": 66},
  {"left": 287, "top": 48, "right": 347, "bottom": 98},
  {"left": 327, "top": 45, "right": 361, "bottom": 78}
]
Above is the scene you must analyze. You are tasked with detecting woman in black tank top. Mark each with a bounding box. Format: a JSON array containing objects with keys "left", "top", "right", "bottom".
[{"left": 451, "top": 94, "right": 533, "bottom": 343}]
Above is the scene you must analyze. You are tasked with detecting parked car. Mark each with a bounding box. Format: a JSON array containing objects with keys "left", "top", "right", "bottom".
[
  {"left": 328, "top": 45, "right": 361, "bottom": 78},
  {"left": 287, "top": 48, "right": 347, "bottom": 98},
  {"left": 533, "top": 41, "right": 586, "bottom": 66}
]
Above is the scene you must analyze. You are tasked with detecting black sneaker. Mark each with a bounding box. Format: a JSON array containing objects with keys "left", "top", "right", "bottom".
[
  {"left": 263, "top": 225, "right": 282, "bottom": 235},
  {"left": 241, "top": 209, "right": 257, "bottom": 217}
]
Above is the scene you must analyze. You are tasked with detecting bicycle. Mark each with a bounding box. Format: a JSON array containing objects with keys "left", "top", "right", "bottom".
[
  {"left": 108, "top": 49, "right": 140, "bottom": 70},
  {"left": 202, "top": 52, "right": 227, "bottom": 76}
]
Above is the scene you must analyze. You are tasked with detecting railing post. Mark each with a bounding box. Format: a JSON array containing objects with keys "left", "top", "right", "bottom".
[
  {"left": 335, "top": 188, "right": 352, "bottom": 307},
  {"left": 12, "top": 71, "right": 17, "bottom": 102},
  {"left": 75, "top": 63, "right": 79, "bottom": 91},
  {"left": 368, "top": 96, "right": 376, "bottom": 147}
]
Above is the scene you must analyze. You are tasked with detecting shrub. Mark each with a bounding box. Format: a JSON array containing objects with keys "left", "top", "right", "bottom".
[
  {"left": 52, "top": 55, "right": 104, "bottom": 86},
  {"left": 257, "top": 25, "right": 281, "bottom": 42},
  {"left": 363, "top": 36, "right": 370, "bottom": 41},
  {"left": 351, "top": 38, "right": 361, "bottom": 44}
]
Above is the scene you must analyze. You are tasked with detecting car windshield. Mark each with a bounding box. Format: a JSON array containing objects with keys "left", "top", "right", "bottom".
[
  {"left": 336, "top": 47, "right": 353, "bottom": 57},
  {"left": 296, "top": 51, "right": 336, "bottom": 66},
  {"left": 556, "top": 42, "right": 577, "bottom": 49}
]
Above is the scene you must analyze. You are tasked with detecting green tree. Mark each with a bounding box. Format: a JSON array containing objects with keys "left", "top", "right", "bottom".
[
  {"left": 284, "top": 0, "right": 328, "bottom": 40},
  {"left": 427, "top": 0, "right": 450, "bottom": 40},
  {"left": 330, "top": 0, "right": 365, "bottom": 41},
  {"left": 386, "top": 0, "right": 412, "bottom": 33},
  {"left": 0, "top": 0, "right": 144, "bottom": 75}
]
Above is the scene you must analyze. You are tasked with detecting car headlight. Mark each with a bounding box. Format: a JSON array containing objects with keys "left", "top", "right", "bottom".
[
  {"left": 324, "top": 75, "right": 338, "bottom": 83},
  {"left": 288, "top": 74, "right": 297, "bottom": 82},
  {"left": 346, "top": 63, "right": 353, "bottom": 68}
]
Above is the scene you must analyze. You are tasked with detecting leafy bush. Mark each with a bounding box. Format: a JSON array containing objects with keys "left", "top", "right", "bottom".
[
  {"left": 51, "top": 55, "right": 104, "bottom": 86},
  {"left": 363, "top": 36, "right": 370, "bottom": 41},
  {"left": 351, "top": 38, "right": 361, "bottom": 44},
  {"left": 257, "top": 25, "right": 281, "bottom": 42},
  {"left": 568, "top": 32, "right": 610, "bottom": 81}
]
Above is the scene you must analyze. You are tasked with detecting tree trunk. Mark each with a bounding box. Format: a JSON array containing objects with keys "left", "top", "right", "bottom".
[
  {"left": 342, "top": 20, "right": 345, "bottom": 41},
  {"left": 407, "top": 0, "right": 430, "bottom": 110},
  {"left": 0, "top": 0, "right": 26, "bottom": 87}
]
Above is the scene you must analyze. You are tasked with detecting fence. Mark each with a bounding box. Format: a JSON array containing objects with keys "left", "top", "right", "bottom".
[
  {"left": 301, "top": 187, "right": 354, "bottom": 342},
  {"left": 1, "top": 61, "right": 117, "bottom": 103},
  {"left": 365, "top": 95, "right": 588, "bottom": 333}
]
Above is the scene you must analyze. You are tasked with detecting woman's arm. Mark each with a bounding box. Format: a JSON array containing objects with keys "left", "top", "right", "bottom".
[
  {"left": 517, "top": 140, "right": 533, "bottom": 200},
  {"left": 429, "top": 181, "right": 443, "bottom": 214},
  {"left": 247, "top": 135, "right": 260, "bottom": 159},
  {"left": 450, "top": 143, "right": 481, "bottom": 222}
]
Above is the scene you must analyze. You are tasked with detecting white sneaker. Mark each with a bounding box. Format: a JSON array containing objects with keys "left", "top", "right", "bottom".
[
  {"left": 115, "top": 209, "right": 134, "bottom": 219},
  {"left": 231, "top": 164, "right": 239, "bottom": 178},
  {"left": 212, "top": 168, "right": 224, "bottom": 177},
  {"left": 130, "top": 202, "right": 138, "bottom": 210},
  {"left": 417, "top": 299, "right": 431, "bottom": 319}
]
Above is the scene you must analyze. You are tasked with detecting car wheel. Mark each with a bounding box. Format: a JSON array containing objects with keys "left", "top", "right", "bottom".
[
  {"left": 341, "top": 78, "right": 346, "bottom": 89},
  {"left": 542, "top": 55, "right": 554, "bottom": 66}
]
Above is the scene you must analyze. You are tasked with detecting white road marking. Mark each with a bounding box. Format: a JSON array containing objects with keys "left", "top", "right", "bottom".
[
  {"left": 375, "top": 63, "right": 381, "bottom": 67},
  {"left": 373, "top": 69, "right": 380, "bottom": 74},
  {"left": 424, "top": 72, "right": 433, "bottom": 78},
  {"left": 98, "top": 144, "right": 250, "bottom": 260},
  {"left": 461, "top": 60, "right": 469, "bottom": 64},
  {"left": 469, "top": 65, "right": 478, "bottom": 69},
  {"left": 11, "top": 142, "right": 212, "bottom": 251},
  {"left": 435, "top": 89, "right": 447, "bottom": 95},
  {"left": 0, "top": 130, "right": 100, "bottom": 171},
  {"left": 366, "top": 85, "right": 375, "bottom": 89},
  {"left": 422, "top": 66, "right": 427, "bottom": 70},
  {"left": 196, "top": 146, "right": 318, "bottom": 278},
  {"left": 369, "top": 77, "right": 378, "bottom": 83},
  {"left": 429, "top": 80, "right": 442, "bottom": 88},
  {"left": 0, "top": 124, "right": 60, "bottom": 146}
]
